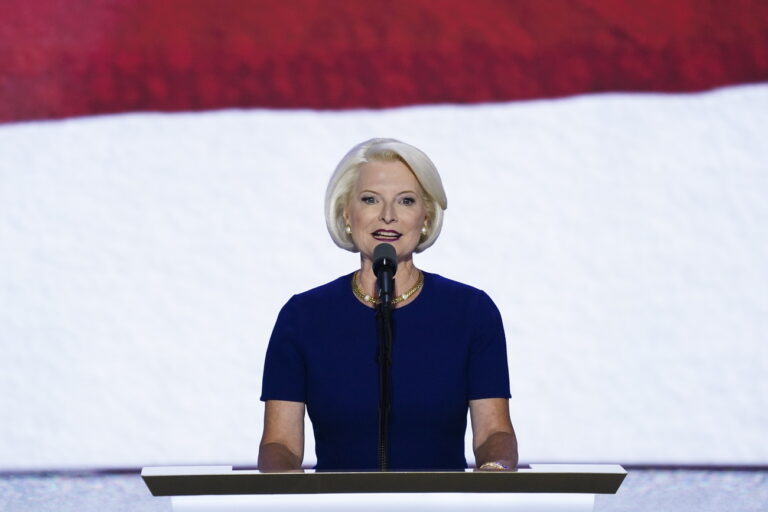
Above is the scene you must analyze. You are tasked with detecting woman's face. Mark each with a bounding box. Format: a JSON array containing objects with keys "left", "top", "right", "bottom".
[{"left": 344, "top": 159, "right": 428, "bottom": 263}]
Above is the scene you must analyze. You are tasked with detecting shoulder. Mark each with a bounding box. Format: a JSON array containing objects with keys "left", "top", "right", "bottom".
[
  {"left": 283, "top": 273, "right": 354, "bottom": 311},
  {"left": 420, "top": 273, "right": 506, "bottom": 341},
  {"left": 271, "top": 274, "right": 356, "bottom": 337},
  {"left": 423, "top": 272, "right": 499, "bottom": 311},
  {"left": 424, "top": 271, "right": 491, "bottom": 299}
]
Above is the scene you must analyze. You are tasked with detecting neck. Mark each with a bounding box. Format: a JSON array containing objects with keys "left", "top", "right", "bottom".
[{"left": 358, "top": 257, "right": 420, "bottom": 300}]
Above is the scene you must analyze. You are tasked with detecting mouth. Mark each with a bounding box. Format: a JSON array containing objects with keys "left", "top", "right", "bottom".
[{"left": 371, "top": 229, "right": 402, "bottom": 242}]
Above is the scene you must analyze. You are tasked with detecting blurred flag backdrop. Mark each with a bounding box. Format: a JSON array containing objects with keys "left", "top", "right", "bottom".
[{"left": 1, "top": 1, "right": 767, "bottom": 470}]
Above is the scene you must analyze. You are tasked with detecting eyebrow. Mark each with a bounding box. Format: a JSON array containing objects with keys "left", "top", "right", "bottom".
[{"left": 359, "top": 189, "right": 418, "bottom": 195}]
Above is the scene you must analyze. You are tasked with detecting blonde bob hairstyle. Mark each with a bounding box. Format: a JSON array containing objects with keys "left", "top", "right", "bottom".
[{"left": 325, "top": 138, "right": 448, "bottom": 253}]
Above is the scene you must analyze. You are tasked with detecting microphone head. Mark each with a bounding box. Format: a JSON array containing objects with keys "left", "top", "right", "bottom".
[{"left": 372, "top": 243, "right": 397, "bottom": 277}]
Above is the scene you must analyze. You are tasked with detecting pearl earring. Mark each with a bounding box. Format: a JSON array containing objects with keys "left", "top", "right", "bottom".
[
  {"left": 345, "top": 225, "right": 352, "bottom": 235},
  {"left": 421, "top": 226, "right": 428, "bottom": 236}
]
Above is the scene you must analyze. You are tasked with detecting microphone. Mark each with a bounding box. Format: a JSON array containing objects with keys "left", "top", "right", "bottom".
[
  {"left": 372, "top": 243, "right": 397, "bottom": 306},
  {"left": 372, "top": 243, "right": 396, "bottom": 470}
]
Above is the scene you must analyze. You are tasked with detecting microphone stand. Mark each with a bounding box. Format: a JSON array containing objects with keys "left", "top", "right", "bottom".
[{"left": 376, "top": 276, "right": 394, "bottom": 472}]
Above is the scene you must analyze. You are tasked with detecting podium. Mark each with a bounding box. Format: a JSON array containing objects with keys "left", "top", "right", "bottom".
[{"left": 142, "top": 464, "right": 626, "bottom": 512}]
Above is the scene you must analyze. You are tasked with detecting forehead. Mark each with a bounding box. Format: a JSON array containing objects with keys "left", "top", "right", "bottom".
[{"left": 355, "top": 160, "right": 421, "bottom": 191}]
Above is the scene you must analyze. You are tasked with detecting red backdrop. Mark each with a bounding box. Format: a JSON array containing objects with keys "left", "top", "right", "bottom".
[{"left": 1, "top": 0, "right": 767, "bottom": 122}]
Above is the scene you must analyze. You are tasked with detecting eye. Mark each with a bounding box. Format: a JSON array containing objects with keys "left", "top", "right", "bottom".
[
  {"left": 361, "top": 195, "right": 377, "bottom": 205},
  {"left": 400, "top": 196, "right": 416, "bottom": 206}
]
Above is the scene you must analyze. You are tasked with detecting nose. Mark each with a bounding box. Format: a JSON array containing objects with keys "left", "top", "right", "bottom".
[{"left": 380, "top": 202, "right": 397, "bottom": 224}]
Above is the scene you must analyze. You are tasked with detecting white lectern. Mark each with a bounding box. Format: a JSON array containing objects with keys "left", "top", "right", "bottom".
[{"left": 142, "top": 464, "right": 625, "bottom": 512}]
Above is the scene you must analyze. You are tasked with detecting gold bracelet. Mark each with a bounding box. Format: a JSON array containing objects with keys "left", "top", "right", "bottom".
[{"left": 479, "top": 461, "right": 509, "bottom": 470}]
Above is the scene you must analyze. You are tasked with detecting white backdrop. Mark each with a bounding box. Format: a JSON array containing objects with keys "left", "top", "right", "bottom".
[{"left": 1, "top": 84, "right": 766, "bottom": 470}]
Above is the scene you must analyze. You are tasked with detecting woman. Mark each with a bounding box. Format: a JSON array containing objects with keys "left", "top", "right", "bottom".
[{"left": 258, "top": 138, "right": 517, "bottom": 472}]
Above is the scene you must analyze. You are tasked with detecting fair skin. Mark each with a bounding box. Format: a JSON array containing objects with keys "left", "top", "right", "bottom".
[
  {"left": 344, "top": 159, "right": 428, "bottom": 302},
  {"left": 258, "top": 159, "right": 518, "bottom": 472}
]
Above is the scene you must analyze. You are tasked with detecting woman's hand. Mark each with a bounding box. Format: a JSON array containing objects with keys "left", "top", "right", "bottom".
[
  {"left": 258, "top": 400, "right": 305, "bottom": 472},
  {"left": 469, "top": 398, "right": 518, "bottom": 470}
]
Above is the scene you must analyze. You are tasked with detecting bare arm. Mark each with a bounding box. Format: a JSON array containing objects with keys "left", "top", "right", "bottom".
[
  {"left": 469, "top": 398, "right": 518, "bottom": 470},
  {"left": 257, "top": 400, "right": 305, "bottom": 472}
]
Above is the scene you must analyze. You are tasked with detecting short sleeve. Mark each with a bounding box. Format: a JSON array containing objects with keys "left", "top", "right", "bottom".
[
  {"left": 467, "top": 291, "right": 512, "bottom": 400},
  {"left": 260, "top": 297, "right": 307, "bottom": 402}
]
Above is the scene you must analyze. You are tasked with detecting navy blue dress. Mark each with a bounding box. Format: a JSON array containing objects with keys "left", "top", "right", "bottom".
[{"left": 260, "top": 271, "right": 511, "bottom": 471}]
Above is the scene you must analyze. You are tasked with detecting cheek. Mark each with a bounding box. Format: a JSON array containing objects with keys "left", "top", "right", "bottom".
[
  {"left": 349, "top": 208, "right": 373, "bottom": 228},
  {"left": 352, "top": 207, "right": 379, "bottom": 224},
  {"left": 407, "top": 206, "right": 428, "bottom": 225}
]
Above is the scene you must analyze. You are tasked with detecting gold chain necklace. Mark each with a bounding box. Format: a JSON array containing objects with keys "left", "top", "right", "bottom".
[{"left": 351, "top": 270, "right": 424, "bottom": 306}]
